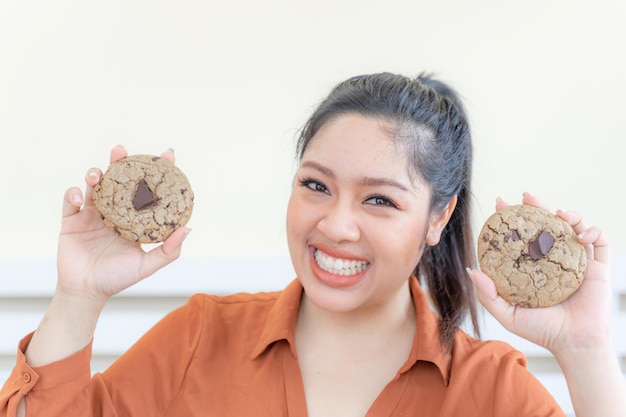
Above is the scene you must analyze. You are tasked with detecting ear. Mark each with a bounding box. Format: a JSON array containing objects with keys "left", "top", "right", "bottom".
[{"left": 426, "top": 195, "right": 458, "bottom": 246}]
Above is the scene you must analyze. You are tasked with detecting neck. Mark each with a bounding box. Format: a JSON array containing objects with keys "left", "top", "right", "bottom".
[{"left": 296, "top": 282, "right": 416, "bottom": 348}]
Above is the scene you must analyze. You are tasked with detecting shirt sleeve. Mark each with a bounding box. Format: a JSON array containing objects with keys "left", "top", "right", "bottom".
[
  {"left": 491, "top": 349, "right": 566, "bottom": 417},
  {"left": 0, "top": 333, "right": 93, "bottom": 417},
  {"left": 0, "top": 294, "right": 206, "bottom": 417}
]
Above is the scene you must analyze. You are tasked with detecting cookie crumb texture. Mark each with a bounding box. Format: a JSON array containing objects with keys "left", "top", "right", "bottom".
[
  {"left": 93, "top": 155, "right": 194, "bottom": 243},
  {"left": 477, "top": 205, "right": 586, "bottom": 308}
]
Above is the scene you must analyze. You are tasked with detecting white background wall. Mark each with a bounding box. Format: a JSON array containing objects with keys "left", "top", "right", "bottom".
[
  {"left": 1, "top": 1, "right": 625, "bottom": 416},
  {"left": 1, "top": 0, "right": 625, "bottom": 259}
]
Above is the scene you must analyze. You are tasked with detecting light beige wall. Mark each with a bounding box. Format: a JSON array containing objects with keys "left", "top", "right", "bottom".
[{"left": 1, "top": 0, "right": 624, "bottom": 260}]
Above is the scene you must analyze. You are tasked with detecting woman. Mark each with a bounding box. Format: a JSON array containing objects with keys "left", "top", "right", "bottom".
[{"left": 1, "top": 73, "right": 624, "bottom": 416}]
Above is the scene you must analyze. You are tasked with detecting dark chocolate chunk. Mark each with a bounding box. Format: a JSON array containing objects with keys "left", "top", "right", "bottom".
[
  {"left": 529, "top": 230, "right": 554, "bottom": 260},
  {"left": 505, "top": 230, "right": 520, "bottom": 243},
  {"left": 133, "top": 180, "right": 157, "bottom": 211}
]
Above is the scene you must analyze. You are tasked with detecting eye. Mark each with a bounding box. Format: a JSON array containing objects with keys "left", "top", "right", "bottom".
[
  {"left": 364, "top": 195, "right": 398, "bottom": 209},
  {"left": 300, "top": 178, "right": 330, "bottom": 194}
]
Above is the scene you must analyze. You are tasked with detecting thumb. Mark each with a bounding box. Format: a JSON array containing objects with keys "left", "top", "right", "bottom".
[
  {"left": 140, "top": 227, "right": 191, "bottom": 278},
  {"left": 467, "top": 268, "right": 517, "bottom": 330}
]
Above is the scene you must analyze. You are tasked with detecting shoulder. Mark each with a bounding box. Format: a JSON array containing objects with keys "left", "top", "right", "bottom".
[
  {"left": 452, "top": 330, "right": 528, "bottom": 370},
  {"left": 449, "top": 331, "right": 563, "bottom": 414},
  {"left": 179, "top": 290, "right": 286, "bottom": 330},
  {"left": 187, "top": 289, "right": 284, "bottom": 311}
]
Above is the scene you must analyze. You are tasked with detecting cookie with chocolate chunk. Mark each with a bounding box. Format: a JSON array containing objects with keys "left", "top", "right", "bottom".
[
  {"left": 477, "top": 205, "right": 586, "bottom": 308},
  {"left": 93, "top": 154, "right": 194, "bottom": 243}
]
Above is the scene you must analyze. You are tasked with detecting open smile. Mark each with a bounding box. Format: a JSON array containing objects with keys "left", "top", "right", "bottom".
[{"left": 313, "top": 249, "right": 370, "bottom": 276}]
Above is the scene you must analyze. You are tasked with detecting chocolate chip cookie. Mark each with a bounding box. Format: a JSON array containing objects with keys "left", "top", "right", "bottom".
[
  {"left": 93, "top": 154, "right": 194, "bottom": 243},
  {"left": 477, "top": 205, "right": 586, "bottom": 308}
]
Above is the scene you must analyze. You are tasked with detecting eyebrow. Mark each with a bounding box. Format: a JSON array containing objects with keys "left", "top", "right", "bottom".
[{"left": 300, "top": 160, "right": 411, "bottom": 192}]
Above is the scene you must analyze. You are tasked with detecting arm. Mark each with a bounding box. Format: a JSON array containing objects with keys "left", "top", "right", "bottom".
[
  {"left": 554, "top": 342, "right": 624, "bottom": 417},
  {"left": 469, "top": 193, "right": 626, "bottom": 417},
  {"left": 4, "top": 146, "right": 189, "bottom": 417}
]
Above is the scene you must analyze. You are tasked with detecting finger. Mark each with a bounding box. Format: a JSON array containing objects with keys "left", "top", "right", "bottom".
[
  {"left": 110, "top": 145, "right": 128, "bottom": 163},
  {"left": 62, "top": 187, "right": 84, "bottom": 218},
  {"left": 160, "top": 148, "right": 175, "bottom": 164},
  {"left": 160, "top": 226, "right": 190, "bottom": 257},
  {"left": 85, "top": 168, "right": 102, "bottom": 187},
  {"left": 495, "top": 196, "right": 509, "bottom": 211},
  {"left": 496, "top": 192, "right": 550, "bottom": 212},
  {"left": 556, "top": 210, "right": 585, "bottom": 233},
  {"left": 521, "top": 192, "right": 550, "bottom": 211},
  {"left": 557, "top": 210, "right": 593, "bottom": 258},
  {"left": 467, "top": 268, "right": 518, "bottom": 330},
  {"left": 139, "top": 227, "right": 191, "bottom": 278},
  {"left": 556, "top": 210, "right": 611, "bottom": 265},
  {"left": 578, "top": 226, "right": 611, "bottom": 265},
  {"left": 83, "top": 168, "right": 102, "bottom": 205}
]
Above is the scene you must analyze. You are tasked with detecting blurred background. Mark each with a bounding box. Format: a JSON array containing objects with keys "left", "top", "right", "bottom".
[
  {"left": 1, "top": 1, "right": 624, "bottom": 415},
  {"left": 1, "top": 0, "right": 625, "bottom": 259}
]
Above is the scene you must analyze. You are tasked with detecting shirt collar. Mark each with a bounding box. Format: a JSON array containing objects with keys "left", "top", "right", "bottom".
[
  {"left": 251, "top": 276, "right": 452, "bottom": 385},
  {"left": 251, "top": 278, "right": 303, "bottom": 360},
  {"left": 402, "top": 276, "right": 452, "bottom": 386}
]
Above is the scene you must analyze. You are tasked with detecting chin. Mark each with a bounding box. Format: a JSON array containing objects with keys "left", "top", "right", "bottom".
[{"left": 298, "top": 273, "right": 372, "bottom": 314}]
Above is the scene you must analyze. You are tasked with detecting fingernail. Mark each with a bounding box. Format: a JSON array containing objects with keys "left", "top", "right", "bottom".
[
  {"left": 465, "top": 267, "right": 473, "bottom": 276},
  {"left": 522, "top": 191, "right": 530, "bottom": 198},
  {"left": 88, "top": 170, "right": 100, "bottom": 181},
  {"left": 496, "top": 196, "right": 503, "bottom": 203},
  {"left": 72, "top": 193, "right": 83, "bottom": 205},
  {"left": 182, "top": 227, "right": 191, "bottom": 241},
  {"left": 167, "top": 148, "right": 175, "bottom": 154},
  {"left": 576, "top": 231, "right": 586, "bottom": 240}
]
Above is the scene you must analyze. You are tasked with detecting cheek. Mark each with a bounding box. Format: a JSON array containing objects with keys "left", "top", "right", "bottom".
[
  {"left": 285, "top": 196, "right": 299, "bottom": 239},
  {"left": 382, "top": 218, "right": 430, "bottom": 267},
  {"left": 286, "top": 194, "right": 312, "bottom": 242}
]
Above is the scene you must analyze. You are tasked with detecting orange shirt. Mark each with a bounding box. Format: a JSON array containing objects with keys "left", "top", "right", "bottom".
[{"left": 1, "top": 277, "right": 565, "bottom": 416}]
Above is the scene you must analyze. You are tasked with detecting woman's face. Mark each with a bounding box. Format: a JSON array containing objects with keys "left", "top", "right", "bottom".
[{"left": 286, "top": 113, "right": 453, "bottom": 313}]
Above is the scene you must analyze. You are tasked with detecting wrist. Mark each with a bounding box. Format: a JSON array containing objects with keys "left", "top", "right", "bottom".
[
  {"left": 553, "top": 340, "right": 626, "bottom": 417},
  {"left": 553, "top": 339, "right": 618, "bottom": 374},
  {"left": 52, "top": 286, "right": 109, "bottom": 312},
  {"left": 25, "top": 290, "right": 106, "bottom": 366}
]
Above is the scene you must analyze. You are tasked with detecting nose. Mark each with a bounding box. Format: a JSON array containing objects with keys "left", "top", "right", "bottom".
[{"left": 316, "top": 198, "right": 361, "bottom": 243}]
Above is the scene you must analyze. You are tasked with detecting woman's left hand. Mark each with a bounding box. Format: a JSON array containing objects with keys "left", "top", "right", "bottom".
[{"left": 469, "top": 192, "right": 614, "bottom": 356}]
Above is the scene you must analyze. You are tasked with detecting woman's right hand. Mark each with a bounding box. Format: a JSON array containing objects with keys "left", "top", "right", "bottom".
[
  {"left": 55, "top": 145, "right": 190, "bottom": 304},
  {"left": 17, "top": 146, "right": 191, "bottom": 413}
]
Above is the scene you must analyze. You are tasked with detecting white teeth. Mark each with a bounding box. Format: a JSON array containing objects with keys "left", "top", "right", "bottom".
[
  {"left": 314, "top": 249, "right": 369, "bottom": 276},
  {"left": 334, "top": 258, "right": 343, "bottom": 270}
]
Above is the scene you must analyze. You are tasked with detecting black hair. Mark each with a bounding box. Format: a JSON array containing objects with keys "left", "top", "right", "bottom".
[{"left": 296, "top": 72, "right": 479, "bottom": 350}]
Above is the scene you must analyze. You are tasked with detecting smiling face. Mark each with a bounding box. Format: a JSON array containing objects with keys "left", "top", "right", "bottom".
[{"left": 286, "top": 113, "right": 454, "bottom": 314}]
